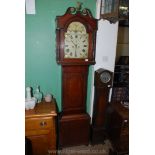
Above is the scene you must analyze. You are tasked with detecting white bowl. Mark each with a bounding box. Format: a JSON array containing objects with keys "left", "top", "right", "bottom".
[
  {"left": 25, "top": 100, "right": 30, "bottom": 110},
  {"left": 29, "top": 97, "right": 36, "bottom": 109},
  {"left": 44, "top": 94, "right": 52, "bottom": 102},
  {"left": 25, "top": 97, "right": 36, "bottom": 110}
]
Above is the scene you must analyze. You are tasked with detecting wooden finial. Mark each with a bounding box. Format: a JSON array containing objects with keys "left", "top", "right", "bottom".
[{"left": 76, "top": 2, "right": 83, "bottom": 11}]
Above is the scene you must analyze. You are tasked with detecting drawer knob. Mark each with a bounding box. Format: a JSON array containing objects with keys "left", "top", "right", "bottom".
[
  {"left": 40, "top": 121, "right": 47, "bottom": 127},
  {"left": 124, "top": 120, "right": 128, "bottom": 123}
]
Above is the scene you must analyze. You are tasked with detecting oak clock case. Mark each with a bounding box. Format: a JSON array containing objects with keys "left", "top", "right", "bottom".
[
  {"left": 56, "top": 7, "right": 98, "bottom": 148},
  {"left": 91, "top": 68, "right": 113, "bottom": 144}
]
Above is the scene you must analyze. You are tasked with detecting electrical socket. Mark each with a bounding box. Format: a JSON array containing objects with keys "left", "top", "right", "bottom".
[{"left": 102, "top": 56, "right": 108, "bottom": 62}]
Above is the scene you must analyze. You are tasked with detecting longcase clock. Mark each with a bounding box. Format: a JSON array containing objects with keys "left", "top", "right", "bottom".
[
  {"left": 56, "top": 6, "right": 98, "bottom": 147},
  {"left": 91, "top": 68, "right": 113, "bottom": 144}
]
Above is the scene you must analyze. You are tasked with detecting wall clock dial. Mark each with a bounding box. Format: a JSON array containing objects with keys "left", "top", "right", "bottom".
[
  {"left": 100, "top": 71, "right": 111, "bottom": 83},
  {"left": 64, "top": 22, "right": 89, "bottom": 58}
]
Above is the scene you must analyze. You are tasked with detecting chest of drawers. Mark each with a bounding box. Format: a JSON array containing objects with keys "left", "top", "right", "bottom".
[
  {"left": 107, "top": 103, "right": 129, "bottom": 154},
  {"left": 25, "top": 100, "right": 57, "bottom": 155}
]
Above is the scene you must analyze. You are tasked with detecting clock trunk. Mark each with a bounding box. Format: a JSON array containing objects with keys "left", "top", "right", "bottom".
[{"left": 62, "top": 66, "right": 88, "bottom": 115}]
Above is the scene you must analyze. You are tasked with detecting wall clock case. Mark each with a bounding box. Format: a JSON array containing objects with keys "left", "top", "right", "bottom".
[
  {"left": 91, "top": 68, "right": 113, "bottom": 144},
  {"left": 56, "top": 7, "right": 98, "bottom": 147}
]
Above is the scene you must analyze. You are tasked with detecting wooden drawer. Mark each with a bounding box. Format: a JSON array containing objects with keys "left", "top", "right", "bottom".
[
  {"left": 121, "top": 128, "right": 128, "bottom": 136},
  {"left": 25, "top": 117, "right": 53, "bottom": 131},
  {"left": 121, "top": 119, "right": 129, "bottom": 136},
  {"left": 122, "top": 119, "right": 129, "bottom": 128}
]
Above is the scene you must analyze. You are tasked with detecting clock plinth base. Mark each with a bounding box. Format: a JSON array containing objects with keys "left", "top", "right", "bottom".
[
  {"left": 59, "top": 113, "right": 90, "bottom": 148},
  {"left": 91, "top": 127, "right": 107, "bottom": 145}
]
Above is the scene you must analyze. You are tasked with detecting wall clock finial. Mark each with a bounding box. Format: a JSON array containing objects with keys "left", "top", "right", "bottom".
[{"left": 76, "top": 2, "right": 83, "bottom": 11}]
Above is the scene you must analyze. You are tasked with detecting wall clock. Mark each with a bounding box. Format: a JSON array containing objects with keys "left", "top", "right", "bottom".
[
  {"left": 91, "top": 68, "right": 113, "bottom": 144},
  {"left": 56, "top": 5, "right": 98, "bottom": 148}
]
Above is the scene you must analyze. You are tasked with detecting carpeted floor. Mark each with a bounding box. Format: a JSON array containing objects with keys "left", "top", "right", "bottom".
[{"left": 58, "top": 140, "right": 113, "bottom": 155}]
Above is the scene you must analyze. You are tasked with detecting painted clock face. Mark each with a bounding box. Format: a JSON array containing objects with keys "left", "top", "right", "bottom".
[
  {"left": 64, "top": 22, "right": 89, "bottom": 58},
  {"left": 100, "top": 72, "right": 111, "bottom": 83}
]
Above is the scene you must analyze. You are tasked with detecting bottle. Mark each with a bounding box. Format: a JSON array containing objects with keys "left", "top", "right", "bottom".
[
  {"left": 26, "top": 87, "right": 32, "bottom": 100},
  {"left": 34, "top": 86, "right": 43, "bottom": 103}
]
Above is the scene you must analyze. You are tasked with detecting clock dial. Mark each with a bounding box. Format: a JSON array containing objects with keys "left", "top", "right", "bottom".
[
  {"left": 100, "top": 72, "right": 111, "bottom": 83},
  {"left": 64, "top": 22, "right": 89, "bottom": 58}
]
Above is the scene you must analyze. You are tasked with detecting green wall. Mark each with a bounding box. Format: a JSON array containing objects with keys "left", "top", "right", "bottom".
[{"left": 25, "top": 0, "right": 96, "bottom": 112}]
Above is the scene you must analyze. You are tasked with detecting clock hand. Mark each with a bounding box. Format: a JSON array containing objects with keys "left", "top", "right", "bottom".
[
  {"left": 75, "top": 44, "right": 77, "bottom": 57},
  {"left": 69, "top": 36, "right": 78, "bottom": 57},
  {"left": 67, "top": 34, "right": 78, "bottom": 57},
  {"left": 67, "top": 34, "right": 76, "bottom": 46}
]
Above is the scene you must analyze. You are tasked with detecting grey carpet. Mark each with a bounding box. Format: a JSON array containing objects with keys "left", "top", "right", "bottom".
[{"left": 58, "top": 140, "right": 113, "bottom": 155}]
